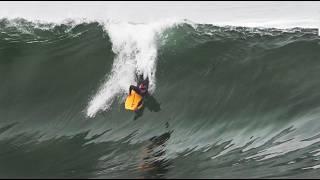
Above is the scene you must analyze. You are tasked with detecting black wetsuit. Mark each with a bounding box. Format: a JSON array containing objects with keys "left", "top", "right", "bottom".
[
  {"left": 129, "top": 78, "right": 149, "bottom": 97},
  {"left": 129, "top": 85, "right": 148, "bottom": 97}
]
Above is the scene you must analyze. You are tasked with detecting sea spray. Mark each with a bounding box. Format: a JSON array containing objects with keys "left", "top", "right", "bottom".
[{"left": 86, "top": 20, "right": 180, "bottom": 117}]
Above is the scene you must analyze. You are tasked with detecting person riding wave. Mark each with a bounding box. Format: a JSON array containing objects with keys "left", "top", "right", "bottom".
[
  {"left": 128, "top": 76, "right": 149, "bottom": 112},
  {"left": 127, "top": 75, "right": 160, "bottom": 120}
]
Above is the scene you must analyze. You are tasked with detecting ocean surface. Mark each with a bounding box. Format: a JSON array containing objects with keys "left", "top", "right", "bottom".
[{"left": 0, "top": 17, "right": 320, "bottom": 178}]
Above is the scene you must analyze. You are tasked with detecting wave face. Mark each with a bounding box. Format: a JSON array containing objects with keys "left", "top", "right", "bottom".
[{"left": 0, "top": 18, "right": 320, "bottom": 178}]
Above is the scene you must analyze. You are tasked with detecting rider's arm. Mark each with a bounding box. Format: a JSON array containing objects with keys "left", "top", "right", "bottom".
[{"left": 129, "top": 85, "right": 141, "bottom": 95}]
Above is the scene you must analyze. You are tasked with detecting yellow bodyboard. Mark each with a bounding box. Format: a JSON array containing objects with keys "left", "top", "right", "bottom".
[{"left": 125, "top": 90, "right": 143, "bottom": 111}]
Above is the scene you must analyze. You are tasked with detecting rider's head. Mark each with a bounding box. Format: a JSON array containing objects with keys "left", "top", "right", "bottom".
[{"left": 139, "top": 84, "right": 146, "bottom": 90}]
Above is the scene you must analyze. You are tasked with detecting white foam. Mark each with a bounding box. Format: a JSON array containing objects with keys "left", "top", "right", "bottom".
[
  {"left": 86, "top": 19, "right": 180, "bottom": 118},
  {"left": 0, "top": 2, "right": 318, "bottom": 33},
  {"left": 302, "top": 164, "right": 320, "bottom": 170}
]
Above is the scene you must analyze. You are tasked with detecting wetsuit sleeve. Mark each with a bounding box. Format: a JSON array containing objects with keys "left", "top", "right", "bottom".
[{"left": 129, "top": 85, "right": 141, "bottom": 94}]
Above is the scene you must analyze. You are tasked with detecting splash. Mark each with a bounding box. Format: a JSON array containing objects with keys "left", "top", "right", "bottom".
[{"left": 86, "top": 19, "right": 180, "bottom": 118}]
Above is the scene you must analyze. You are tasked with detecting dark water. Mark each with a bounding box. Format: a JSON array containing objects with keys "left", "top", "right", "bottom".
[{"left": 0, "top": 18, "right": 320, "bottom": 178}]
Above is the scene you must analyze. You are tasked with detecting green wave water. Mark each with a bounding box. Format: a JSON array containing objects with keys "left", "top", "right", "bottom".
[{"left": 0, "top": 18, "right": 320, "bottom": 178}]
